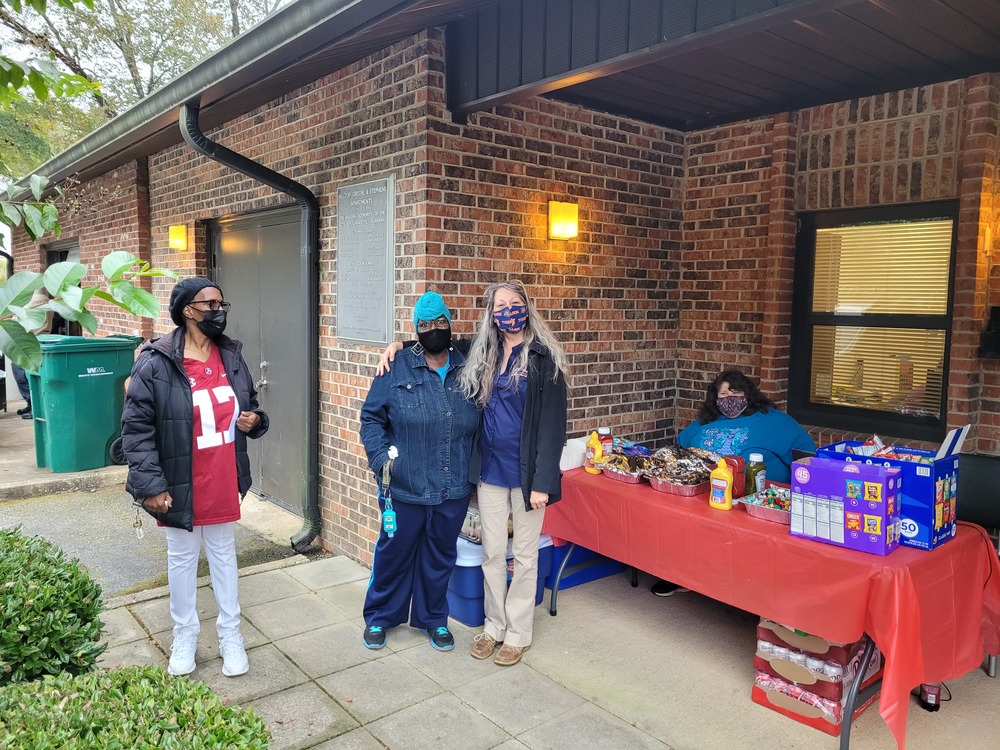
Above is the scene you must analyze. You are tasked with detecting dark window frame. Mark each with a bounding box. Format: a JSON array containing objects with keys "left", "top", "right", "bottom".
[{"left": 789, "top": 201, "right": 959, "bottom": 443}]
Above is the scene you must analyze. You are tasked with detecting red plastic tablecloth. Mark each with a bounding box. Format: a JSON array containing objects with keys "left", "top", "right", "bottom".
[{"left": 543, "top": 469, "right": 1000, "bottom": 749}]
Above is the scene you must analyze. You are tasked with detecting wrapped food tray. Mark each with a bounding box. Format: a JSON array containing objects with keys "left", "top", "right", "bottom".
[
  {"left": 648, "top": 476, "right": 709, "bottom": 496},
  {"left": 739, "top": 496, "right": 791, "bottom": 525},
  {"left": 601, "top": 467, "right": 645, "bottom": 484}
]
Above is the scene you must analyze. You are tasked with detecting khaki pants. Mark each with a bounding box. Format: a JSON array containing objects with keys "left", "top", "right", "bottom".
[{"left": 478, "top": 482, "right": 545, "bottom": 648}]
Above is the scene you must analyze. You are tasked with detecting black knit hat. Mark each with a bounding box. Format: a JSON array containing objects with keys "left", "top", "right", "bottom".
[{"left": 168, "top": 277, "right": 221, "bottom": 327}]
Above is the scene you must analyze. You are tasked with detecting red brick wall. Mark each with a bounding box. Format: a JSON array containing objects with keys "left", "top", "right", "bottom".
[
  {"left": 422, "top": 46, "right": 684, "bottom": 444},
  {"left": 678, "top": 119, "right": 775, "bottom": 419},
  {"left": 144, "top": 31, "right": 683, "bottom": 563},
  {"left": 962, "top": 74, "right": 1000, "bottom": 453},
  {"left": 679, "top": 79, "right": 996, "bottom": 452}
]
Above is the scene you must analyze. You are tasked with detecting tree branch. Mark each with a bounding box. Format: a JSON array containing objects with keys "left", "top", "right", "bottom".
[{"left": 0, "top": 7, "right": 118, "bottom": 118}]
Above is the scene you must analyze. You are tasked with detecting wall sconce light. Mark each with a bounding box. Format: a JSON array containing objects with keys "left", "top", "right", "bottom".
[
  {"left": 168, "top": 224, "right": 188, "bottom": 252},
  {"left": 548, "top": 201, "right": 578, "bottom": 240}
]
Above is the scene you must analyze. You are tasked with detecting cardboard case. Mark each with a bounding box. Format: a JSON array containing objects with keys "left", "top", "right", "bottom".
[
  {"left": 754, "top": 641, "right": 882, "bottom": 702},
  {"left": 757, "top": 619, "right": 861, "bottom": 663}
]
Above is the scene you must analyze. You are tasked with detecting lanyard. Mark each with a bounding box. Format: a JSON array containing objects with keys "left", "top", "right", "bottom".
[{"left": 381, "top": 447, "right": 397, "bottom": 537}]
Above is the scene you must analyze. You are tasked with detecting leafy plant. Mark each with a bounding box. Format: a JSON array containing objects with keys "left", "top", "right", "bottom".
[
  {"left": 0, "top": 249, "right": 177, "bottom": 371},
  {"left": 0, "top": 527, "right": 106, "bottom": 685},
  {"left": 0, "top": 665, "right": 272, "bottom": 748}
]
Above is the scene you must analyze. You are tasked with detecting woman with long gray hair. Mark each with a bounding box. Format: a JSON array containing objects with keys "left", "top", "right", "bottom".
[
  {"left": 377, "top": 280, "right": 569, "bottom": 666},
  {"left": 461, "top": 280, "right": 568, "bottom": 666}
]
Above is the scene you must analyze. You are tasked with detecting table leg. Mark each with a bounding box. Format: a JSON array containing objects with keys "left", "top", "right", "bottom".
[
  {"left": 988, "top": 654, "right": 998, "bottom": 678},
  {"left": 839, "top": 637, "right": 880, "bottom": 750},
  {"left": 549, "top": 543, "right": 577, "bottom": 616},
  {"left": 631, "top": 567, "right": 638, "bottom": 587}
]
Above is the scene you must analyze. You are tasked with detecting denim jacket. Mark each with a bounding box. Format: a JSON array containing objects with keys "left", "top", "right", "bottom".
[{"left": 360, "top": 346, "right": 479, "bottom": 505}]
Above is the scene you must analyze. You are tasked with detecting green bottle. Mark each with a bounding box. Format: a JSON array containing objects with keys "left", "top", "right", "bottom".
[{"left": 746, "top": 452, "right": 767, "bottom": 495}]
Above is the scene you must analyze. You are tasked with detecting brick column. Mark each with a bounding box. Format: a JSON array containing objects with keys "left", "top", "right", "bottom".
[
  {"left": 953, "top": 74, "right": 1000, "bottom": 448},
  {"left": 758, "top": 111, "right": 799, "bottom": 406}
]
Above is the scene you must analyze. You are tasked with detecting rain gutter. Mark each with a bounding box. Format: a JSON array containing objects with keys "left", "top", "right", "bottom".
[{"left": 180, "top": 101, "right": 321, "bottom": 553}]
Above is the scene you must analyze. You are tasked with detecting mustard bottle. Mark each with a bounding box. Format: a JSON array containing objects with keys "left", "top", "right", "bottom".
[
  {"left": 709, "top": 459, "right": 734, "bottom": 510},
  {"left": 584, "top": 431, "right": 603, "bottom": 474}
]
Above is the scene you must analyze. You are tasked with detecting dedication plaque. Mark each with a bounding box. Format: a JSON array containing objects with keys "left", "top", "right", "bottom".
[{"left": 336, "top": 176, "right": 395, "bottom": 345}]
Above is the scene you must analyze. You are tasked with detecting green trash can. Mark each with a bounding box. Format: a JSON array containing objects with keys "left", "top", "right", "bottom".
[{"left": 27, "top": 334, "right": 143, "bottom": 473}]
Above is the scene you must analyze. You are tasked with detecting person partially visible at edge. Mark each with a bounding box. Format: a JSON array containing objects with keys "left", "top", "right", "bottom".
[
  {"left": 11, "top": 288, "right": 53, "bottom": 420},
  {"left": 121, "top": 278, "right": 269, "bottom": 678},
  {"left": 651, "top": 368, "right": 815, "bottom": 598},
  {"left": 375, "top": 280, "right": 570, "bottom": 667},
  {"left": 462, "top": 280, "right": 568, "bottom": 667},
  {"left": 358, "top": 291, "right": 480, "bottom": 653}
]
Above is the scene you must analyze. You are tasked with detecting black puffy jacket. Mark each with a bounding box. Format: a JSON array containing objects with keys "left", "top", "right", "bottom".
[{"left": 121, "top": 327, "right": 269, "bottom": 531}]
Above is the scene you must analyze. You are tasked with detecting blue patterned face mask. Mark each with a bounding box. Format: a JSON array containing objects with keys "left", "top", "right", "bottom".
[
  {"left": 717, "top": 395, "right": 748, "bottom": 419},
  {"left": 493, "top": 305, "right": 527, "bottom": 334}
]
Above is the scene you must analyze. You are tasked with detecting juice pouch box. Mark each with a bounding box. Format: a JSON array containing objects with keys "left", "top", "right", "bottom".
[
  {"left": 815, "top": 426, "right": 968, "bottom": 551},
  {"left": 790, "top": 457, "right": 901, "bottom": 556}
]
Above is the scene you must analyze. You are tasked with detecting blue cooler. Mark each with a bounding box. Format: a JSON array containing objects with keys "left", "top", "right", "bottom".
[
  {"left": 447, "top": 535, "right": 553, "bottom": 627},
  {"left": 545, "top": 544, "right": 626, "bottom": 590}
]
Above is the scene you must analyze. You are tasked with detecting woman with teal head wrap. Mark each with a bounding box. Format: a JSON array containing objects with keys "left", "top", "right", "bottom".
[{"left": 359, "top": 290, "right": 479, "bottom": 653}]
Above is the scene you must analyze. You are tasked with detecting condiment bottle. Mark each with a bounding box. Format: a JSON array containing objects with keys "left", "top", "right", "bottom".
[
  {"left": 709, "top": 459, "right": 734, "bottom": 510},
  {"left": 598, "top": 426, "right": 614, "bottom": 457},
  {"left": 584, "top": 431, "right": 603, "bottom": 474},
  {"left": 746, "top": 452, "right": 767, "bottom": 494}
]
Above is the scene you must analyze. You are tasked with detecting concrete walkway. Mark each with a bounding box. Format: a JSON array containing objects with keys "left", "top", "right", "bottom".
[{"left": 98, "top": 557, "right": 998, "bottom": 750}]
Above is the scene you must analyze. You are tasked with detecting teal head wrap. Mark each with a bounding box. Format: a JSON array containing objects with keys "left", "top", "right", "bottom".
[{"left": 412, "top": 291, "right": 451, "bottom": 329}]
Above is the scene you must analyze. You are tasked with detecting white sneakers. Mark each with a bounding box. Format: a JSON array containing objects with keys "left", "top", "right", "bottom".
[
  {"left": 167, "top": 631, "right": 249, "bottom": 677},
  {"left": 167, "top": 631, "right": 198, "bottom": 676},
  {"left": 220, "top": 633, "right": 249, "bottom": 677}
]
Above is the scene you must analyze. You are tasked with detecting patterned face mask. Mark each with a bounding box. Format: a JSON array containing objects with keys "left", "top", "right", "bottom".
[
  {"left": 717, "top": 394, "right": 748, "bottom": 419},
  {"left": 493, "top": 304, "right": 528, "bottom": 334}
]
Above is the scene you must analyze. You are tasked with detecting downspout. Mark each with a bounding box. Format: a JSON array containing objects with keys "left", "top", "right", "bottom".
[{"left": 180, "top": 100, "right": 321, "bottom": 553}]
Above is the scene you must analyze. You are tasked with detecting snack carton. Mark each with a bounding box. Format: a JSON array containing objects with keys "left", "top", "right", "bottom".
[
  {"left": 815, "top": 426, "right": 968, "bottom": 550},
  {"left": 790, "top": 457, "right": 901, "bottom": 556}
]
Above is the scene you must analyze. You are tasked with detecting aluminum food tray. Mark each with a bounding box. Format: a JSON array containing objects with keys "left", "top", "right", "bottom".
[
  {"left": 738, "top": 496, "right": 791, "bottom": 525},
  {"left": 648, "top": 476, "right": 709, "bottom": 496},
  {"left": 601, "top": 467, "right": 646, "bottom": 484}
]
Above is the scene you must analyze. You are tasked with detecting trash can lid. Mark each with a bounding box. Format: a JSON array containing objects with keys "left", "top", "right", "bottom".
[{"left": 37, "top": 334, "right": 144, "bottom": 352}]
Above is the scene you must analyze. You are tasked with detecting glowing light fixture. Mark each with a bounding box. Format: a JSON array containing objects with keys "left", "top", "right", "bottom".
[
  {"left": 168, "top": 224, "right": 188, "bottom": 252},
  {"left": 548, "top": 200, "right": 578, "bottom": 240}
]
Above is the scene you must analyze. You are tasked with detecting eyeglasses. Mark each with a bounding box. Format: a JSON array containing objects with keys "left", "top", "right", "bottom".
[
  {"left": 417, "top": 317, "right": 450, "bottom": 332},
  {"left": 189, "top": 300, "right": 231, "bottom": 312}
]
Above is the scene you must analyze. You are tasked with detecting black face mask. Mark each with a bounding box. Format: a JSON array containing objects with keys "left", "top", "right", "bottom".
[
  {"left": 196, "top": 310, "right": 227, "bottom": 338},
  {"left": 418, "top": 328, "right": 451, "bottom": 354}
]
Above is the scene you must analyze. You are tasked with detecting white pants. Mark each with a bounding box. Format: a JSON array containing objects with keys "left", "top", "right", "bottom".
[
  {"left": 164, "top": 523, "right": 240, "bottom": 641},
  {"left": 478, "top": 482, "right": 545, "bottom": 648}
]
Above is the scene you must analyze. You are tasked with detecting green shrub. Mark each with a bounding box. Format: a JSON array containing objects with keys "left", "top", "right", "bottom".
[
  {"left": 0, "top": 665, "right": 272, "bottom": 749},
  {"left": 0, "top": 528, "right": 106, "bottom": 685}
]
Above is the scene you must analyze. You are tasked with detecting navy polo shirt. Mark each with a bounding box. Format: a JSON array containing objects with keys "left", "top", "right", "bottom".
[{"left": 480, "top": 345, "right": 527, "bottom": 489}]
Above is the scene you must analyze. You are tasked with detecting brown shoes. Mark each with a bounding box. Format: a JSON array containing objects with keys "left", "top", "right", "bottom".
[
  {"left": 494, "top": 643, "right": 528, "bottom": 667},
  {"left": 470, "top": 632, "right": 500, "bottom": 660}
]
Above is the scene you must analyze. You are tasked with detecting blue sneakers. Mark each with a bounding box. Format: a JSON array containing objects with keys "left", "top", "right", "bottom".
[
  {"left": 423, "top": 626, "right": 455, "bottom": 651},
  {"left": 363, "top": 625, "right": 386, "bottom": 650}
]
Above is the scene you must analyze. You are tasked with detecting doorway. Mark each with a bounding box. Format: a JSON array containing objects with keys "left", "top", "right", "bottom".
[{"left": 208, "top": 208, "right": 309, "bottom": 516}]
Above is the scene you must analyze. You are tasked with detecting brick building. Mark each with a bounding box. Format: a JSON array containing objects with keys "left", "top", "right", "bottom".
[{"left": 11, "top": 0, "right": 1000, "bottom": 563}]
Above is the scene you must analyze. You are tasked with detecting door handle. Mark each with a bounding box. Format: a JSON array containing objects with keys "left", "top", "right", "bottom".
[{"left": 255, "top": 378, "right": 268, "bottom": 390}]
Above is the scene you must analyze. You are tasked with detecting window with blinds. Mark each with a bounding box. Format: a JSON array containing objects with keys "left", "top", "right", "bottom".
[{"left": 790, "top": 203, "right": 956, "bottom": 441}]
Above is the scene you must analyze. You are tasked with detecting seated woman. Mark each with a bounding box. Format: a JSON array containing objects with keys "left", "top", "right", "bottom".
[{"left": 652, "top": 368, "right": 815, "bottom": 597}]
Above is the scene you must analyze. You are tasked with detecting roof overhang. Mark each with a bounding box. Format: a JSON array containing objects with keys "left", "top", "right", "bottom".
[{"left": 22, "top": 0, "right": 1000, "bottom": 191}]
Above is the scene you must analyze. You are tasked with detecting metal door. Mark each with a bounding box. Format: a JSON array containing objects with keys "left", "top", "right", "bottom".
[{"left": 209, "top": 208, "right": 307, "bottom": 515}]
